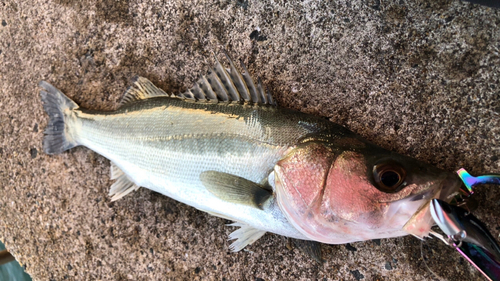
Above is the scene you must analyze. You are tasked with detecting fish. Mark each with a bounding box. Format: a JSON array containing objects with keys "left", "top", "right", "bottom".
[{"left": 40, "top": 52, "right": 463, "bottom": 253}]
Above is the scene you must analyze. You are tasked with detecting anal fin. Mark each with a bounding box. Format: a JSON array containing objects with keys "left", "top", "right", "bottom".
[
  {"left": 228, "top": 222, "right": 266, "bottom": 252},
  {"left": 109, "top": 162, "right": 140, "bottom": 201}
]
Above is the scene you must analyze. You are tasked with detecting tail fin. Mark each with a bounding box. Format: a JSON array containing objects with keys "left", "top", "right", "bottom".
[{"left": 39, "top": 81, "right": 79, "bottom": 154}]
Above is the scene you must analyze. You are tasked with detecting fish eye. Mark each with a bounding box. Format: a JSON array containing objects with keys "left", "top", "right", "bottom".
[{"left": 373, "top": 161, "right": 406, "bottom": 193}]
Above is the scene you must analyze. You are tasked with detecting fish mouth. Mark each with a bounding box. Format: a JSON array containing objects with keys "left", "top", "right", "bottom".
[
  {"left": 436, "top": 172, "right": 464, "bottom": 202},
  {"left": 402, "top": 172, "right": 464, "bottom": 238},
  {"left": 408, "top": 172, "right": 463, "bottom": 203}
]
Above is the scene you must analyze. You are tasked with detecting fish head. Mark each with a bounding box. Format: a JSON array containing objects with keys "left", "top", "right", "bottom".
[{"left": 274, "top": 137, "right": 463, "bottom": 244}]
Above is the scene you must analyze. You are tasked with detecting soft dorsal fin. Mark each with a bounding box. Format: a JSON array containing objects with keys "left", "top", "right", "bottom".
[
  {"left": 200, "top": 171, "right": 271, "bottom": 209},
  {"left": 181, "top": 52, "right": 276, "bottom": 105},
  {"left": 121, "top": 76, "right": 170, "bottom": 105}
]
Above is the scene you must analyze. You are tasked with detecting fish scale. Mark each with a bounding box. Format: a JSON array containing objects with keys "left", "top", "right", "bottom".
[
  {"left": 39, "top": 54, "right": 462, "bottom": 253},
  {"left": 71, "top": 95, "right": 333, "bottom": 247}
]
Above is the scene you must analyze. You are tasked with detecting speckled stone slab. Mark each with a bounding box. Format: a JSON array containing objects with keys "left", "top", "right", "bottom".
[{"left": 0, "top": 0, "right": 499, "bottom": 280}]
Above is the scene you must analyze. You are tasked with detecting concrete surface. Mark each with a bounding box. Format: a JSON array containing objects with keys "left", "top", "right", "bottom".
[{"left": 0, "top": 0, "right": 499, "bottom": 280}]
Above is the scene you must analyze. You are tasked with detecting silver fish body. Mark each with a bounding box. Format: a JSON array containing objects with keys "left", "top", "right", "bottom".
[
  {"left": 75, "top": 97, "right": 339, "bottom": 241},
  {"left": 40, "top": 55, "right": 462, "bottom": 251}
]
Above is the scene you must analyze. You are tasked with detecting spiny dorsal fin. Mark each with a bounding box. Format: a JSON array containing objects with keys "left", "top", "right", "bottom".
[
  {"left": 121, "top": 76, "right": 170, "bottom": 105},
  {"left": 181, "top": 52, "right": 276, "bottom": 105},
  {"left": 109, "top": 162, "right": 140, "bottom": 201},
  {"left": 228, "top": 222, "right": 267, "bottom": 252},
  {"left": 212, "top": 53, "right": 241, "bottom": 101},
  {"left": 123, "top": 54, "right": 277, "bottom": 106},
  {"left": 207, "top": 70, "right": 230, "bottom": 101},
  {"left": 257, "top": 77, "right": 268, "bottom": 104},
  {"left": 195, "top": 75, "right": 218, "bottom": 102},
  {"left": 223, "top": 51, "right": 250, "bottom": 101},
  {"left": 200, "top": 171, "right": 271, "bottom": 209},
  {"left": 267, "top": 88, "right": 275, "bottom": 105},
  {"left": 239, "top": 61, "right": 260, "bottom": 103}
]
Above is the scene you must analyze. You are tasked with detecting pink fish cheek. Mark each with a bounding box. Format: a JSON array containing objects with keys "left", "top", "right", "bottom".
[
  {"left": 275, "top": 142, "right": 334, "bottom": 212},
  {"left": 274, "top": 142, "right": 336, "bottom": 240},
  {"left": 320, "top": 151, "right": 382, "bottom": 225}
]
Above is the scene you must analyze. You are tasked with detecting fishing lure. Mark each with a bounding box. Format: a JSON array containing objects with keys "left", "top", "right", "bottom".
[{"left": 430, "top": 169, "right": 500, "bottom": 281}]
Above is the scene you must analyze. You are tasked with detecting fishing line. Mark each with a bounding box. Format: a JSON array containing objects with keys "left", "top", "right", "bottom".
[{"left": 420, "top": 237, "right": 446, "bottom": 281}]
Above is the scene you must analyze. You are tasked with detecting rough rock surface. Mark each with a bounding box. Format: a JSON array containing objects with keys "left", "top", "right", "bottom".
[{"left": 0, "top": 0, "right": 499, "bottom": 280}]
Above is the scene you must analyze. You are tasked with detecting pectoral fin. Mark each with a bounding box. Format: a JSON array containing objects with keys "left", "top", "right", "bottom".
[{"left": 200, "top": 171, "right": 271, "bottom": 209}]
